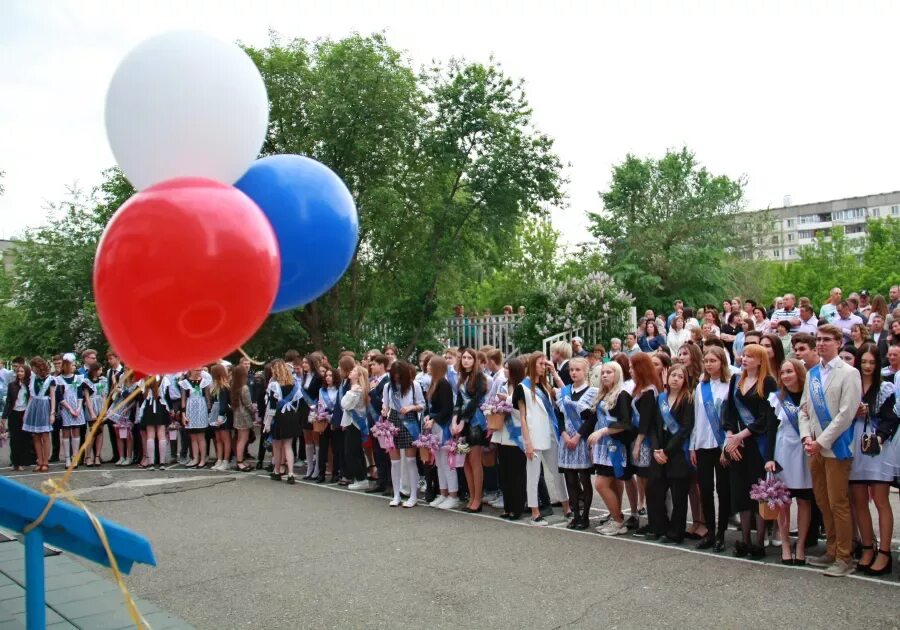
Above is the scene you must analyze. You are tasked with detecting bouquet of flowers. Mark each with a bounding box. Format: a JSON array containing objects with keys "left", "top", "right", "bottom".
[
  {"left": 481, "top": 396, "right": 514, "bottom": 431},
  {"left": 0, "top": 428, "right": 8, "bottom": 449},
  {"left": 448, "top": 437, "right": 470, "bottom": 468},
  {"left": 750, "top": 475, "right": 791, "bottom": 519},
  {"left": 372, "top": 417, "right": 398, "bottom": 450},
  {"left": 413, "top": 432, "right": 441, "bottom": 463}
]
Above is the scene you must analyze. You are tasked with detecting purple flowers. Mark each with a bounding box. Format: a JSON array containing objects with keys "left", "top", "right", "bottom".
[
  {"left": 412, "top": 432, "right": 441, "bottom": 457},
  {"left": 481, "top": 396, "right": 514, "bottom": 415},
  {"left": 447, "top": 437, "right": 470, "bottom": 467},
  {"left": 750, "top": 476, "right": 791, "bottom": 509},
  {"left": 372, "top": 418, "right": 398, "bottom": 450}
]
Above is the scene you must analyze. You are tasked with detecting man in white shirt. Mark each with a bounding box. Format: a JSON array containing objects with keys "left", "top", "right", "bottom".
[
  {"left": 796, "top": 304, "right": 819, "bottom": 335},
  {"left": 819, "top": 287, "right": 842, "bottom": 323},
  {"left": 882, "top": 345, "right": 900, "bottom": 379},
  {"left": 832, "top": 300, "right": 863, "bottom": 342},
  {"left": 770, "top": 293, "right": 801, "bottom": 332},
  {"left": 888, "top": 285, "right": 900, "bottom": 314},
  {"left": 799, "top": 324, "right": 862, "bottom": 577}
]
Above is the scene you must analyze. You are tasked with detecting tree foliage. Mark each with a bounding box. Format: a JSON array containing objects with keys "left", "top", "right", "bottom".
[
  {"left": 588, "top": 147, "right": 751, "bottom": 313},
  {"left": 770, "top": 219, "right": 900, "bottom": 305},
  {"left": 244, "top": 34, "right": 564, "bottom": 356}
]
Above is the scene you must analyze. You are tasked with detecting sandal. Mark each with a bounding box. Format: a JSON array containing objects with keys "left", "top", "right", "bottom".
[{"left": 40, "top": 465, "right": 50, "bottom": 473}]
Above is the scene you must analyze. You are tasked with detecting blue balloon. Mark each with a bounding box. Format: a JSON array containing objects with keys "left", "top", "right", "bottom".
[{"left": 236, "top": 155, "right": 359, "bottom": 312}]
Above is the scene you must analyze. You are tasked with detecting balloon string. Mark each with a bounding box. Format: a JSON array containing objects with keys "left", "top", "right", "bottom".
[
  {"left": 237, "top": 347, "right": 265, "bottom": 366},
  {"left": 24, "top": 369, "right": 154, "bottom": 629}
]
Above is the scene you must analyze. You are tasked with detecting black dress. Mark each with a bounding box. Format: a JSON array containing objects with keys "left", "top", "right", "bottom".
[
  {"left": 270, "top": 383, "right": 301, "bottom": 441},
  {"left": 724, "top": 374, "right": 777, "bottom": 513},
  {"left": 140, "top": 394, "right": 170, "bottom": 427},
  {"left": 455, "top": 373, "right": 489, "bottom": 447}
]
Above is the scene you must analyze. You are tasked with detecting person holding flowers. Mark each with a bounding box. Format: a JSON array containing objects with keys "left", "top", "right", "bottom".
[
  {"left": 382, "top": 360, "right": 425, "bottom": 507},
  {"left": 723, "top": 343, "right": 777, "bottom": 559},
  {"left": 765, "top": 358, "right": 812, "bottom": 565},
  {"left": 452, "top": 347, "right": 489, "bottom": 512},
  {"left": 424, "top": 356, "right": 460, "bottom": 509}
]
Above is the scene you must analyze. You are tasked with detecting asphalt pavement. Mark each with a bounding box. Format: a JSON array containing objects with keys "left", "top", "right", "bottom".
[{"left": 1, "top": 462, "right": 899, "bottom": 629}]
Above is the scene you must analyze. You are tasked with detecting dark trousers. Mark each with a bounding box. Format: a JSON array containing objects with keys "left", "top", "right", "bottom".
[
  {"left": 499, "top": 445, "right": 526, "bottom": 516},
  {"left": 7, "top": 410, "right": 36, "bottom": 467},
  {"left": 484, "top": 464, "right": 500, "bottom": 493},
  {"left": 343, "top": 425, "right": 366, "bottom": 482},
  {"left": 372, "top": 433, "right": 391, "bottom": 488},
  {"left": 697, "top": 447, "right": 732, "bottom": 538},
  {"left": 317, "top": 426, "right": 344, "bottom": 480},
  {"left": 107, "top": 422, "right": 121, "bottom": 460},
  {"left": 256, "top": 428, "right": 269, "bottom": 464},
  {"left": 648, "top": 468, "right": 690, "bottom": 539},
  {"left": 50, "top": 418, "right": 60, "bottom": 461},
  {"left": 132, "top": 424, "right": 144, "bottom": 462}
]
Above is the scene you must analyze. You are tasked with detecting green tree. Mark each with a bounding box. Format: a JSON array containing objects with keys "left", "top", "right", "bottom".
[
  {"left": 246, "top": 35, "right": 563, "bottom": 356},
  {"left": 587, "top": 147, "right": 748, "bottom": 313}
]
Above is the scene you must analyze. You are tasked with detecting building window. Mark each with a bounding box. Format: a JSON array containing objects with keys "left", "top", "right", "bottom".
[
  {"left": 871, "top": 207, "right": 880, "bottom": 217},
  {"left": 773, "top": 249, "right": 780, "bottom": 258},
  {"left": 833, "top": 208, "right": 865, "bottom": 221},
  {"left": 770, "top": 235, "right": 779, "bottom": 245},
  {"left": 892, "top": 205, "right": 900, "bottom": 216},
  {"left": 798, "top": 229, "right": 815, "bottom": 239},
  {"left": 846, "top": 224, "right": 866, "bottom": 234},
  {"left": 787, "top": 233, "right": 795, "bottom": 242},
  {"left": 786, "top": 219, "right": 795, "bottom": 227},
  {"left": 788, "top": 248, "right": 795, "bottom": 256}
]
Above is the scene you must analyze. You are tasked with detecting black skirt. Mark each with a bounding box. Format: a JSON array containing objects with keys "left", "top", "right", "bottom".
[
  {"left": 728, "top": 437, "right": 766, "bottom": 513},
  {"left": 273, "top": 408, "right": 301, "bottom": 441},
  {"left": 462, "top": 421, "right": 489, "bottom": 447}
]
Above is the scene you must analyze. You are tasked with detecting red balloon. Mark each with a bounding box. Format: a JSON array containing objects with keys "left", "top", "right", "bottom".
[{"left": 94, "top": 177, "right": 280, "bottom": 375}]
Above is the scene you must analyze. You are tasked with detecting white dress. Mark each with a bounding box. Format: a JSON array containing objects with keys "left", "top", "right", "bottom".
[
  {"left": 768, "top": 392, "right": 812, "bottom": 490},
  {"left": 850, "top": 381, "right": 896, "bottom": 483}
]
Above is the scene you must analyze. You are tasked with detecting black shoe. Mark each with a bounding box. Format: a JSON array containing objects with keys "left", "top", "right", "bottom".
[
  {"left": 865, "top": 550, "right": 893, "bottom": 576},
  {"left": 265, "top": 463, "right": 274, "bottom": 473},
  {"left": 286, "top": 475, "right": 296, "bottom": 485},
  {"left": 749, "top": 544, "right": 766, "bottom": 559},
  {"left": 461, "top": 505, "right": 483, "bottom": 513},
  {"left": 625, "top": 515, "right": 639, "bottom": 530},
  {"left": 574, "top": 518, "right": 589, "bottom": 531},
  {"left": 696, "top": 534, "right": 715, "bottom": 550},
  {"left": 365, "top": 485, "right": 386, "bottom": 494},
  {"left": 508, "top": 513, "right": 522, "bottom": 521},
  {"left": 733, "top": 541, "right": 749, "bottom": 557},
  {"left": 645, "top": 532, "right": 661, "bottom": 541},
  {"left": 781, "top": 557, "right": 794, "bottom": 565},
  {"left": 638, "top": 507, "right": 646, "bottom": 516},
  {"left": 660, "top": 535, "right": 682, "bottom": 545},
  {"left": 633, "top": 525, "right": 653, "bottom": 538},
  {"left": 269, "top": 472, "right": 282, "bottom": 481},
  {"left": 857, "top": 544, "right": 875, "bottom": 571},
  {"left": 425, "top": 491, "right": 437, "bottom": 503},
  {"left": 566, "top": 518, "right": 579, "bottom": 529},
  {"left": 714, "top": 535, "right": 726, "bottom": 553},
  {"left": 315, "top": 476, "right": 326, "bottom": 484}
]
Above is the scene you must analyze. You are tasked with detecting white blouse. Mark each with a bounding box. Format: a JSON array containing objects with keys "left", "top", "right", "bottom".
[{"left": 690, "top": 379, "right": 730, "bottom": 450}]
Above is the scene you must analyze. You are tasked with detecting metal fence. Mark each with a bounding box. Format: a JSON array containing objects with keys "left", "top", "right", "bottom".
[
  {"left": 541, "top": 307, "right": 637, "bottom": 356},
  {"left": 444, "top": 315, "right": 522, "bottom": 357}
]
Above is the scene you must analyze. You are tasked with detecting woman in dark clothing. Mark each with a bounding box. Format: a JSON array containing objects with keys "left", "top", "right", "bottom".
[
  {"left": 630, "top": 353, "right": 663, "bottom": 537},
  {"left": 647, "top": 364, "right": 695, "bottom": 543},
  {"left": 452, "top": 347, "right": 489, "bottom": 512},
  {"left": 423, "top": 356, "right": 459, "bottom": 509},
  {"left": 2, "top": 365, "right": 36, "bottom": 470},
  {"left": 638, "top": 321, "right": 666, "bottom": 353},
  {"left": 723, "top": 343, "right": 778, "bottom": 559}
]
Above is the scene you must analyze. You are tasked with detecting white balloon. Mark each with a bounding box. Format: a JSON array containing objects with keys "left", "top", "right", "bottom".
[{"left": 105, "top": 30, "right": 269, "bottom": 190}]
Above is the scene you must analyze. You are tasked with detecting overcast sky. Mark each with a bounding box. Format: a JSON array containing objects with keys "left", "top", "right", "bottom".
[{"left": 2, "top": 0, "right": 899, "bottom": 244}]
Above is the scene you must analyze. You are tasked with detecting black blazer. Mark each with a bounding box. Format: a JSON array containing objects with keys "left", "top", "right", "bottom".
[
  {"left": 297, "top": 373, "right": 322, "bottom": 421},
  {"left": 427, "top": 378, "right": 454, "bottom": 427},
  {"left": 2, "top": 380, "right": 25, "bottom": 420},
  {"left": 649, "top": 397, "right": 694, "bottom": 478},
  {"left": 578, "top": 390, "right": 634, "bottom": 444}
]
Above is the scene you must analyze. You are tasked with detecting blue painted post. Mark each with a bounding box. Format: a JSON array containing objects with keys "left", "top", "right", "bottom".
[{"left": 24, "top": 529, "right": 46, "bottom": 630}]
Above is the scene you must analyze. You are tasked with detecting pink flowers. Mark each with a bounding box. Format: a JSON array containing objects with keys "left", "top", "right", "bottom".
[
  {"left": 447, "top": 437, "right": 470, "bottom": 468},
  {"left": 372, "top": 418, "right": 398, "bottom": 450},
  {"left": 412, "top": 432, "right": 441, "bottom": 457},
  {"left": 750, "top": 476, "right": 791, "bottom": 509}
]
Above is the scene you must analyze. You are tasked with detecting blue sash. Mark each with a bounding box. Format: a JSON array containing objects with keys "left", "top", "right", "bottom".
[
  {"left": 276, "top": 384, "right": 295, "bottom": 412},
  {"left": 733, "top": 385, "right": 768, "bottom": 459},
  {"left": 319, "top": 388, "right": 335, "bottom": 413},
  {"left": 700, "top": 381, "right": 725, "bottom": 447},
  {"left": 631, "top": 392, "right": 651, "bottom": 463},
  {"left": 559, "top": 384, "right": 584, "bottom": 434},
  {"left": 522, "top": 378, "right": 561, "bottom": 439},
  {"left": 658, "top": 392, "right": 692, "bottom": 466},
  {"left": 504, "top": 413, "right": 525, "bottom": 452},
  {"left": 298, "top": 376, "right": 316, "bottom": 408},
  {"left": 596, "top": 403, "right": 626, "bottom": 477},
  {"left": 458, "top": 388, "right": 487, "bottom": 430},
  {"left": 778, "top": 391, "right": 800, "bottom": 435},
  {"left": 808, "top": 365, "right": 853, "bottom": 460},
  {"left": 391, "top": 386, "right": 421, "bottom": 440},
  {"left": 349, "top": 408, "right": 369, "bottom": 437}
]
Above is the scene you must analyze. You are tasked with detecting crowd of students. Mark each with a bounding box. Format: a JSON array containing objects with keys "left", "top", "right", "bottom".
[{"left": 2, "top": 285, "right": 899, "bottom": 580}]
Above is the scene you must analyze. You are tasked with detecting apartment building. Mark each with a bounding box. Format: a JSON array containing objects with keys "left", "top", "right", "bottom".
[{"left": 749, "top": 191, "right": 900, "bottom": 262}]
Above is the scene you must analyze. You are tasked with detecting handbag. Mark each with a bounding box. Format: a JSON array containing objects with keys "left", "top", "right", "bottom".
[{"left": 860, "top": 407, "right": 881, "bottom": 456}]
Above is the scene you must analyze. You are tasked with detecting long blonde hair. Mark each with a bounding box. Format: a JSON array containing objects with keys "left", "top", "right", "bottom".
[
  {"left": 270, "top": 359, "right": 294, "bottom": 387},
  {"left": 354, "top": 364, "right": 370, "bottom": 400},
  {"left": 595, "top": 360, "right": 624, "bottom": 411}
]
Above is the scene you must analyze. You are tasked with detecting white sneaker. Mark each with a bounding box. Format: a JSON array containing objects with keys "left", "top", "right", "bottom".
[
  {"left": 600, "top": 520, "right": 628, "bottom": 536},
  {"left": 348, "top": 480, "right": 368, "bottom": 491},
  {"left": 529, "top": 516, "right": 549, "bottom": 526},
  {"left": 65, "top": 458, "right": 72, "bottom": 468},
  {"left": 429, "top": 495, "right": 447, "bottom": 507},
  {"left": 438, "top": 497, "right": 460, "bottom": 510},
  {"left": 116, "top": 458, "right": 127, "bottom": 466},
  {"left": 402, "top": 498, "right": 417, "bottom": 508},
  {"left": 389, "top": 498, "right": 401, "bottom": 507},
  {"left": 489, "top": 495, "right": 505, "bottom": 508}
]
